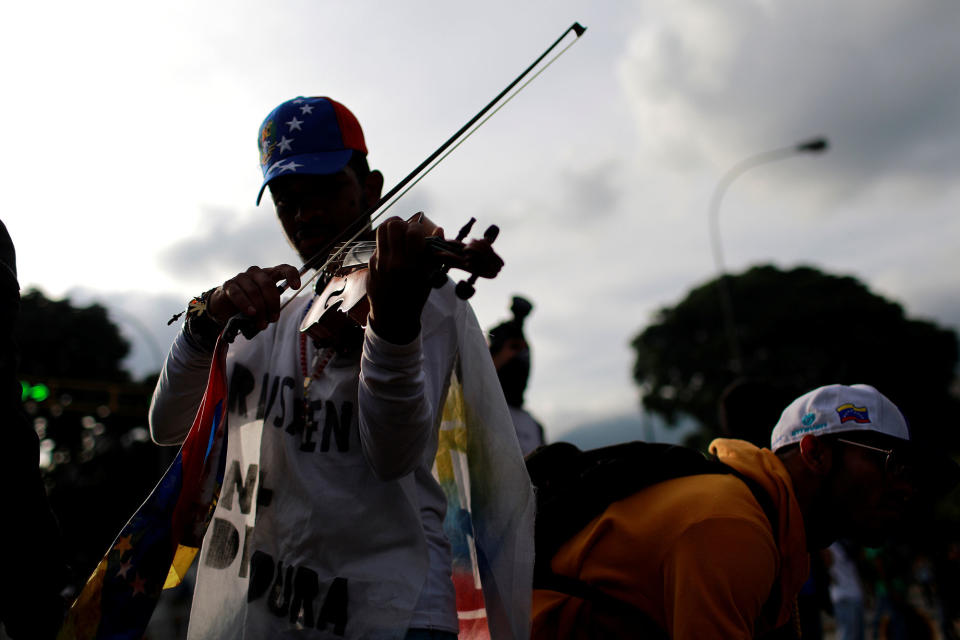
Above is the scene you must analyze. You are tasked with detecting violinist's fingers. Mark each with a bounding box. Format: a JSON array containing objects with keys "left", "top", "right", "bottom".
[
  {"left": 263, "top": 264, "right": 302, "bottom": 291},
  {"left": 374, "top": 216, "right": 421, "bottom": 271},
  {"left": 245, "top": 266, "right": 284, "bottom": 323},
  {"left": 209, "top": 278, "right": 255, "bottom": 322},
  {"left": 368, "top": 217, "right": 435, "bottom": 345},
  {"left": 404, "top": 217, "right": 428, "bottom": 258},
  {"left": 227, "top": 270, "right": 271, "bottom": 324},
  {"left": 208, "top": 265, "right": 295, "bottom": 327},
  {"left": 374, "top": 217, "right": 395, "bottom": 251},
  {"left": 410, "top": 211, "right": 441, "bottom": 237},
  {"left": 377, "top": 216, "right": 406, "bottom": 248}
]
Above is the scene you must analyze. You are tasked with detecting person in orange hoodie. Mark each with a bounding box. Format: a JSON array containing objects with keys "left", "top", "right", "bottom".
[{"left": 531, "top": 384, "right": 958, "bottom": 639}]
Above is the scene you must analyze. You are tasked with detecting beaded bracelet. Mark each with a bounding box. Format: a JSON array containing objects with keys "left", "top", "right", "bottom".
[{"left": 168, "top": 288, "right": 223, "bottom": 350}]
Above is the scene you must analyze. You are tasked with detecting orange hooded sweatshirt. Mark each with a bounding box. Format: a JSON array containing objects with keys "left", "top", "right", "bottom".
[{"left": 531, "top": 439, "right": 810, "bottom": 639}]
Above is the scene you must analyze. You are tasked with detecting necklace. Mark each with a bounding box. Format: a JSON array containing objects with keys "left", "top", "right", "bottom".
[{"left": 299, "top": 297, "right": 335, "bottom": 429}]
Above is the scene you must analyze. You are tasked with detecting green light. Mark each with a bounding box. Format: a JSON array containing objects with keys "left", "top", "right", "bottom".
[
  {"left": 30, "top": 384, "right": 50, "bottom": 402},
  {"left": 20, "top": 381, "right": 50, "bottom": 403}
]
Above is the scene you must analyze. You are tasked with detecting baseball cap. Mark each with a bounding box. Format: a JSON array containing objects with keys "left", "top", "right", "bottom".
[
  {"left": 256, "top": 96, "right": 368, "bottom": 205},
  {"left": 770, "top": 384, "right": 910, "bottom": 451}
]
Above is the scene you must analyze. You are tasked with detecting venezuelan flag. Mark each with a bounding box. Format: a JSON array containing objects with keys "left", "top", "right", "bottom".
[
  {"left": 837, "top": 403, "right": 871, "bottom": 424},
  {"left": 58, "top": 335, "right": 231, "bottom": 639}
]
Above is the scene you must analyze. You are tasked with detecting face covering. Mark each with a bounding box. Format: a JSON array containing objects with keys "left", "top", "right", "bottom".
[{"left": 498, "top": 349, "right": 530, "bottom": 407}]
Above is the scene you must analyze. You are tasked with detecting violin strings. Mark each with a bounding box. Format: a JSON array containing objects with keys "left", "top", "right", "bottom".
[
  {"left": 279, "top": 237, "right": 367, "bottom": 311},
  {"left": 326, "top": 242, "right": 377, "bottom": 271}
]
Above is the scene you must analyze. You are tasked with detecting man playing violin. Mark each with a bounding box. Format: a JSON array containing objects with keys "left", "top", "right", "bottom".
[{"left": 149, "top": 97, "right": 534, "bottom": 639}]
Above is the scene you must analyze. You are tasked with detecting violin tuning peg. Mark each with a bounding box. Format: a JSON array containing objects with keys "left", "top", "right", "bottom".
[
  {"left": 455, "top": 280, "right": 476, "bottom": 300},
  {"left": 483, "top": 225, "right": 500, "bottom": 243},
  {"left": 456, "top": 217, "right": 477, "bottom": 242}
]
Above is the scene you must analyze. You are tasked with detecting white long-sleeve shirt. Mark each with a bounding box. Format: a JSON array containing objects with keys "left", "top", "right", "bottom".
[{"left": 150, "top": 284, "right": 470, "bottom": 638}]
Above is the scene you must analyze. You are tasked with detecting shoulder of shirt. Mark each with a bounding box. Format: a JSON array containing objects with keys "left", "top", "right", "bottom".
[{"left": 607, "top": 472, "right": 774, "bottom": 536}]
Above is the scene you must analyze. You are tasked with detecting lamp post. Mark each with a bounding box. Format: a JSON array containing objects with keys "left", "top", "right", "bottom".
[{"left": 708, "top": 136, "right": 829, "bottom": 374}]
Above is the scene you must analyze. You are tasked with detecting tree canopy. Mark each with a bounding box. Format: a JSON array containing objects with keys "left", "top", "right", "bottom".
[
  {"left": 631, "top": 265, "right": 960, "bottom": 448},
  {"left": 16, "top": 288, "right": 131, "bottom": 382}
]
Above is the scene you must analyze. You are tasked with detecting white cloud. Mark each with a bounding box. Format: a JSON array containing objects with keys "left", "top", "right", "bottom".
[{"left": 157, "top": 206, "right": 296, "bottom": 286}]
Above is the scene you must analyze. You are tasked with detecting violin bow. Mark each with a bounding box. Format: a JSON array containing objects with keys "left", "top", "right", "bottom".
[{"left": 279, "top": 21, "right": 587, "bottom": 305}]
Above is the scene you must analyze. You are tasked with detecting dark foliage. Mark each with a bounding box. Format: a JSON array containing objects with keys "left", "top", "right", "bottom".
[
  {"left": 631, "top": 265, "right": 960, "bottom": 449},
  {"left": 17, "top": 288, "right": 131, "bottom": 382}
]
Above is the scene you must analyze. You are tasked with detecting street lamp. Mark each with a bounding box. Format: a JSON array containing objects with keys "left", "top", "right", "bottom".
[{"left": 707, "top": 136, "right": 829, "bottom": 373}]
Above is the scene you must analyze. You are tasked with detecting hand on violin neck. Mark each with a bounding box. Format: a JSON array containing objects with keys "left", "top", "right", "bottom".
[
  {"left": 366, "top": 216, "right": 441, "bottom": 345},
  {"left": 208, "top": 264, "right": 301, "bottom": 331}
]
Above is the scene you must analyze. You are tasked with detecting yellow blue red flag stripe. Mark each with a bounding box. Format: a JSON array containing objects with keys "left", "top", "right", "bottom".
[{"left": 58, "top": 335, "right": 231, "bottom": 639}]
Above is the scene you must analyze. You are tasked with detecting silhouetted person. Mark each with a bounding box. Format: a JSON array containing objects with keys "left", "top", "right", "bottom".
[
  {"left": 488, "top": 296, "right": 544, "bottom": 455},
  {"left": 0, "top": 219, "right": 68, "bottom": 639}
]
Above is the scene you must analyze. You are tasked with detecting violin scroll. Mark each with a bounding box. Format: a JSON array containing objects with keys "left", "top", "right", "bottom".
[
  {"left": 451, "top": 224, "right": 500, "bottom": 300},
  {"left": 426, "top": 221, "right": 502, "bottom": 299},
  {"left": 428, "top": 217, "right": 477, "bottom": 289}
]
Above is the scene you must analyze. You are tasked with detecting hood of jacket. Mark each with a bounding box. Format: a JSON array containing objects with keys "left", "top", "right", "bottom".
[{"left": 710, "top": 438, "right": 810, "bottom": 629}]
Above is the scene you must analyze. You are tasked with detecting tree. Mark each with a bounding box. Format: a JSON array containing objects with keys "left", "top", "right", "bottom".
[
  {"left": 16, "top": 288, "right": 131, "bottom": 381},
  {"left": 631, "top": 265, "right": 960, "bottom": 448}
]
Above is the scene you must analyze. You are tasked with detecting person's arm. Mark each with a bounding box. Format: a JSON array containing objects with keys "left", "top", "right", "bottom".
[
  {"left": 663, "top": 517, "right": 780, "bottom": 639},
  {"left": 149, "top": 263, "right": 301, "bottom": 445},
  {"left": 357, "top": 324, "right": 437, "bottom": 480},
  {"left": 148, "top": 327, "right": 216, "bottom": 445},
  {"left": 358, "top": 216, "right": 451, "bottom": 479}
]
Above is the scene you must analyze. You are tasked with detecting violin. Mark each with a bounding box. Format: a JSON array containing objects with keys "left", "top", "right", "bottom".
[{"left": 300, "top": 213, "right": 502, "bottom": 352}]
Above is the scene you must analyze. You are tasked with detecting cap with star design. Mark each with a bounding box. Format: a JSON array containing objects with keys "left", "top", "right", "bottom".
[{"left": 256, "top": 96, "right": 368, "bottom": 205}]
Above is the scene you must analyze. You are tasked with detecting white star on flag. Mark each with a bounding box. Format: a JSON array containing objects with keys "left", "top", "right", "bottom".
[
  {"left": 300, "top": 104, "right": 314, "bottom": 115},
  {"left": 280, "top": 161, "right": 302, "bottom": 173},
  {"left": 286, "top": 116, "right": 303, "bottom": 131},
  {"left": 278, "top": 136, "right": 293, "bottom": 152}
]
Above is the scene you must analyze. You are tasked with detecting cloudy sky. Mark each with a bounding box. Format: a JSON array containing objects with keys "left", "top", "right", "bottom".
[{"left": 4, "top": 0, "right": 959, "bottom": 441}]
